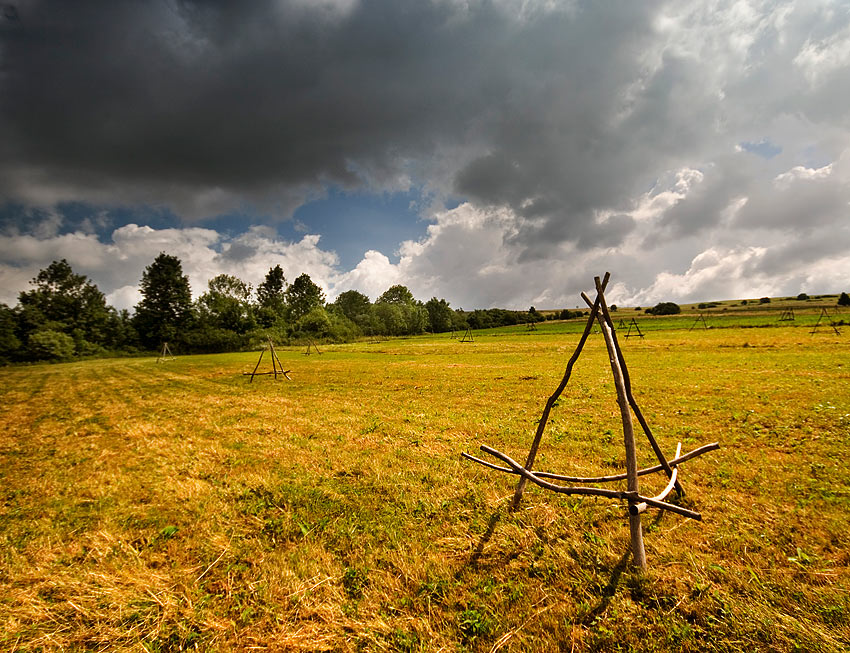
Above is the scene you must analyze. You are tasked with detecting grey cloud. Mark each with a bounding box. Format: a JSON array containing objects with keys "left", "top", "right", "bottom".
[
  {"left": 1, "top": 0, "right": 850, "bottom": 283},
  {"left": 743, "top": 226, "right": 850, "bottom": 279}
]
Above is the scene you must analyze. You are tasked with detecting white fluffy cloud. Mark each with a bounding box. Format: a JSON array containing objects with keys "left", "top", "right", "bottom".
[{"left": 0, "top": 224, "right": 340, "bottom": 310}]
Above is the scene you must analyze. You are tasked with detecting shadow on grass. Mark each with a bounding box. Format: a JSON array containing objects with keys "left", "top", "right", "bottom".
[
  {"left": 466, "top": 508, "right": 502, "bottom": 571},
  {"left": 580, "top": 511, "right": 666, "bottom": 624},
  {"left": 579, "top": 548, "right": 631, "bottom": 624}
]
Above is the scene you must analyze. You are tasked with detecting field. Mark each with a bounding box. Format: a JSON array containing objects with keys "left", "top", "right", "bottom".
[{"left": 1, "top": 311, "right": 849, "bottom": 651}]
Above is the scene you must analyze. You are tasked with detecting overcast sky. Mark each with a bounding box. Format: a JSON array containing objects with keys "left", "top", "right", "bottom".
[{"left": 1, "top": 0, "right": 849, "bottom": 311}]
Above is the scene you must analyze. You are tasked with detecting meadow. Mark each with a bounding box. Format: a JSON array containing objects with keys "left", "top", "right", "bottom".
[{"left": 1, "top": 310, "right": 849, "bottom": 651}]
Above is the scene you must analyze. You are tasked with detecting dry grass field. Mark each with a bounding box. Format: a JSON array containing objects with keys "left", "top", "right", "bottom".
[{"left": 1, "top": 320, "right": 849, "bottom": 651}]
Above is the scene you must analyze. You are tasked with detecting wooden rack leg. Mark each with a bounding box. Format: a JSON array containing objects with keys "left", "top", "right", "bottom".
[
  {"left": 593, "top": 276, "right": 646, "bottom": 568},
  {"left": 511, "top": 273, "right": 610, "bottom": 510},
  {"left": 250, "top": 349, "right": 266, "bottom": 383},
  {"left": 582, "top": 293, "right": 684, "bottom": 496}
]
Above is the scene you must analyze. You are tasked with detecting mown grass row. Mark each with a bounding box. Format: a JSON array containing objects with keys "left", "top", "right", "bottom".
[{"left": 1, "top": 327, "right": 848, "bottom": 651}]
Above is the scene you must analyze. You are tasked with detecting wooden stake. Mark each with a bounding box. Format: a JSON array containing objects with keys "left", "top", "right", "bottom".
[
  {"left": 581, "top": 293, "right": 682, "bottom": 495},
  {"left": 249, "top": 348, "right": 266, "bottom": 383},
  {"left": 593, "top": 276, "right": 646, "bottom": 568}
]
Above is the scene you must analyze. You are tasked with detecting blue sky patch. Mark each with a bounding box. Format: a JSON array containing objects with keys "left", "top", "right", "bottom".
[{"left": 740, "top": 140, "right": 782, "bottom": 159}]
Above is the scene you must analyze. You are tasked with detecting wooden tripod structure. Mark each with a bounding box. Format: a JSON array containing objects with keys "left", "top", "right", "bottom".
[
  {"left": 303, "top": 338, "right": 322, "bottom": 355},
  {"left": 810, "top": 308, "right": 841, "bottom": 336},
  {"left": 623, "top": 318, "right": 645, "bottom": 339},
  {"left": 463, "top": 273, "right": 718, "bottom": 569},
  {"left": 778, "top": 308, "right": 795, "bottom": 322},
  {"left": 156, "top": 342, "right": 175, "bottom": 363},
  {"left": 689, "top": 313, "right": 709, "bottom": 331},
  {"left": 245, "top": 337, "right": 291, "bottom": 382},
  {"left": 460, "top": 327, "right": 474, "bottom": 343}
]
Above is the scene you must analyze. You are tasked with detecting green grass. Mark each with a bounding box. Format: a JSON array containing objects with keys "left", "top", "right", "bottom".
[{"left": 1, "top": 325, "right": 849, "bottom": 651}]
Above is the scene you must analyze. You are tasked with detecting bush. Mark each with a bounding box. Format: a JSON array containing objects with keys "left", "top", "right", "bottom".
[
  {"left": 184, "top": 326, "right": 250, "bottom": 353},
  {"left": 559, "top": 309, "right": 583, "bottom": 320},
  {"left": 27, "top": 329, "right": 75, "bottom": 361},
  {"left": 838, "top": 292, "right": 850, "bottom": 307},
  {"left": 646, "top": 302, "right": 681, "bottom": 316},
  {"left": 797, "top": 293, "right": 809, "bottom": 301},
  {"left": 759, "top": 297, "right": 771, "bottom": 304}
]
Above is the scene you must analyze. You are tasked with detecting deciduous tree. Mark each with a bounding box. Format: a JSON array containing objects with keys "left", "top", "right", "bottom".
[
  {"left": 16, "top": 259, "right": 111, "bottom": 355},
  {"left": 133, "top": 253, "right": 194, "bottom": 349},
  {"left": 285, "top": 273, "right": 325, "bottom": 321}
]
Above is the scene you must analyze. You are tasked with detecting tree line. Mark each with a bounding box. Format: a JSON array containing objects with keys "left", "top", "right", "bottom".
[{"left": 0, "top": 254, "right": 548, "bottom": 363}]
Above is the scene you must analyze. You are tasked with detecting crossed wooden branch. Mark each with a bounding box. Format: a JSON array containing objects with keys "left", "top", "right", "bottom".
[
  {"left": 244, "top": 336, "right": 291, "bottom": 382},
  {"left": 462, "top": 273, "right": 718, "bottom": 568}
]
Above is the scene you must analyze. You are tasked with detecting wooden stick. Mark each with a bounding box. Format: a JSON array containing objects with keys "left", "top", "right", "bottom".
[
  {"left": 593, "top": 276, "right": 646, "bottom": 568},
  {"left": 268, "top": 337, "right": 279, "bottom": 379},
  {"left": 629, "top": 442, "right": 681, "bottom": 515},
  {"left": 581, "top": 292, "right": 684, "bottom": 495},
  {"left": 249, "top": 348, "right": 266, "bottom": 383},
  {"left": 462, "top": 441, "right": 719, "bottom": 483},
  {"left": 478, "top": 445, "right": 702, "bottom": 520},
  {"left": 510, "top": 273, "right": 610, "bottom": 511}
]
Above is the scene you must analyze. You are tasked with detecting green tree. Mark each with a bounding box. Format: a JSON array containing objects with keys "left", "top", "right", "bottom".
[
  {"left": 256, "top": 265, "right": 287, "bottom": 327},
  {"left": 285, "top": 273, "right": 325, "bottom": 321},
  {"left": 375, "top": 285, "right": 426, "bottom": 335},
  {"left": 332, "top": 290, "right": 372, "bottom": 330},
  {"left": 197, "top": 274, "right": 255, "bottom": 334},
  {"left": 16, "top": 259, "right": 111, "bottom": 352},
  {"left": 133, "top": 253, "right": 194, "bottom": 350},
  {"left": 0, "top": 303, "right": 21, "bottom": 363},
  {"left": 373, "top": 302, "right": 406, "bottom": 336},
  {"left": 425, "top": 297, "right": 453, "bottom": 333},
  {"left": 838, "top": 292, "right": 850, "bottom": 307},
  {"left": 377, "top": 284, "right": 416, "bottom": 305}
]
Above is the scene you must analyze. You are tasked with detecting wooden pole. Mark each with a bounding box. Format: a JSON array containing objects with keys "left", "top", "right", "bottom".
[
  {"left": 249, "top": 348, "right": 265, "bottom": 383},
  {"left": 581, "top": 293, "right": 682, "bottom": 495},
  {"left": 510, "top": 273, "right": 610, "bottom": 510},
  {"left": 593, "top": 276, "right": 646, "bottom": 568}
]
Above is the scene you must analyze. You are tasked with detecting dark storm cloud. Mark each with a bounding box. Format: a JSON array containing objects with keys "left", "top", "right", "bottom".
[
  {"left": 0, "top": 1, "right": 498, "bottom": 192},
  {"left": 0, "top": 0, "right": 674, "bottom": 230},
  {"left": 2, "top": 0, "right": 850, "bottom": 279}
]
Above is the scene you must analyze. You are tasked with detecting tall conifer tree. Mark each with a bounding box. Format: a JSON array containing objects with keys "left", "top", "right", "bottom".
[{"left": 133, "top": 253, "right": 193, "bottom": 349}]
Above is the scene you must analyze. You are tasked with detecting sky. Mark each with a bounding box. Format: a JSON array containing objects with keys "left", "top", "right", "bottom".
[{"left": 1, "top": 0, "right": 849, "bottom": 312}]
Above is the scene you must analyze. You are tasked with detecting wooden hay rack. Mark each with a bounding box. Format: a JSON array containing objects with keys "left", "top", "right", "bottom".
[
  {"left": 156, "top": 342, "right": 175, "bottom": 363},
  {"left": 463, "top": 273, "right": 718, "bottom": 569},
  {"left": 623, "top": 317, "right": 645, "bottom": 339},
  {"left": 244, "top": 336, "right": 291, "bottom": 382},
  {"left": 303, "top": 338, "right": 322, "bottom": 355},
  {"left": 810, "top": 307, "right": 841, "bottom": 336},
  {"left": 689, "top": 313, "right": 709, "bottom": 331},
  {"left": 460, "top": 327, "right": 475, "bottom": 343}
]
